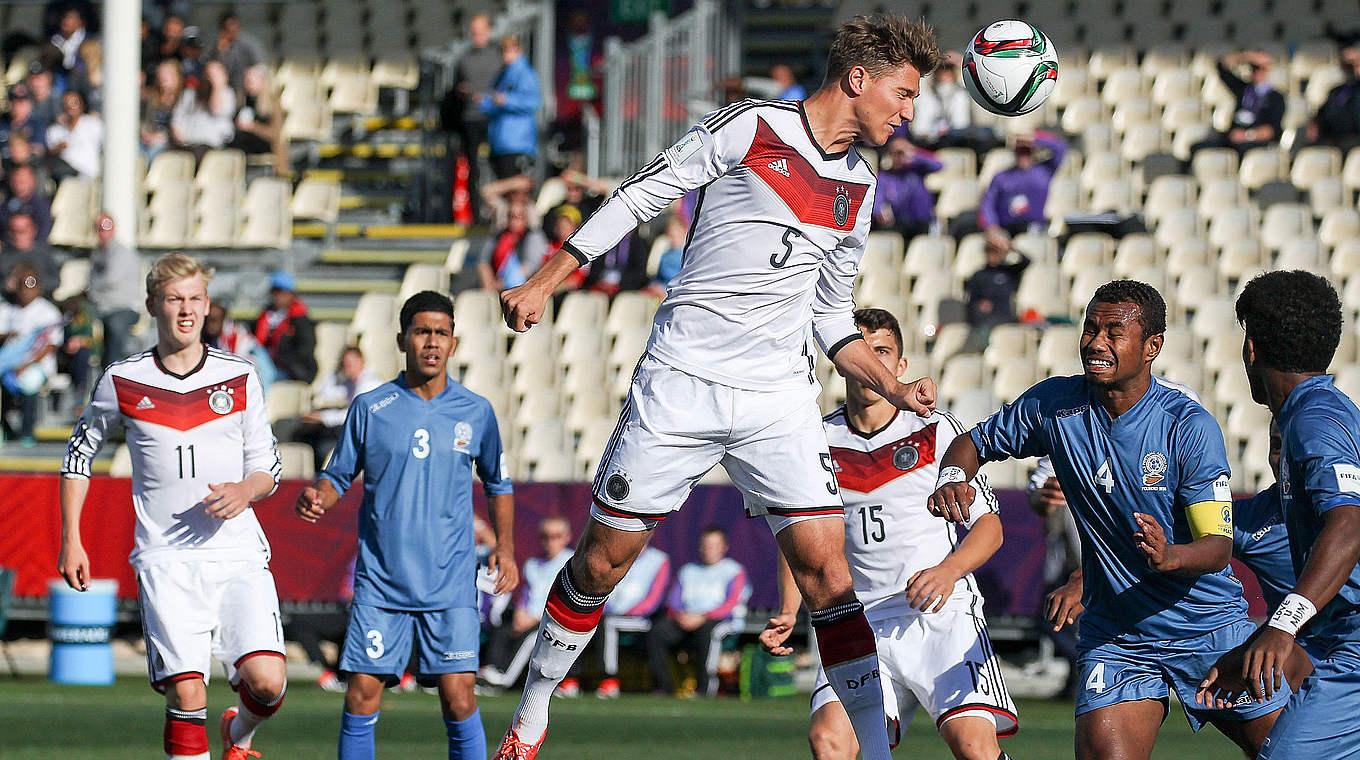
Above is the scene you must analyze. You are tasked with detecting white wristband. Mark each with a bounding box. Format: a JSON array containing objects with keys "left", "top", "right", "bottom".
[
  {"left": 936, "top": 466, "right": 967, "bottom": 490},
  {"left": 1266, "top": 593, "right": 1317, "bottom": 637}
]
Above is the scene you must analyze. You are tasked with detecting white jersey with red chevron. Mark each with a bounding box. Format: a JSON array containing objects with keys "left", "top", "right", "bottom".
[
  {"left": 62, "top": 347, "right": 282, "bottom": 567},
  {"left": 825, "top": 408, "right": 998, "bottom": 616},
  {"left": 563, "top": 99, "right": 878, "bottom": 391}
]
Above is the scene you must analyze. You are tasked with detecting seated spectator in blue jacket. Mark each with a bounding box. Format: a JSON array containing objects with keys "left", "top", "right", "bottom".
[
  {"left": 771, "top": 64, "right": 805, "bottom": 101},
  {"left": 1190, "top": 50, "right": 1286, "bottom": 160},
  {"left": 976, "top": 130, "right": 1066, "bottom": 249},
  {"left": 871, "top": 136, "right": 941, "bottom": 245},
  {"left": 3, "top": 165, "right": 53, "bottom": 242},
  {"left": 647, "top": 526, "right": 750, "bottom": 697},
  {"left": 594, "top": 546, "right": 671, "bottom": 698},
  {"left": 481, "top": 35, "right": 541, "bottom": 179},
  {"left": 1, "top": 85, "right": 48, "bottom": 163},
  {"left": 1306, "top": 43, "right": 1360, "bottom": 153},
  {"left": 643, "top": 214, "right": 687, "bottom": 296}
]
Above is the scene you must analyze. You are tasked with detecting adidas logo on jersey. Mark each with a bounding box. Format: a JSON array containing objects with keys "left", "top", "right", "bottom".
[
  {"left": 136, "top": 396, "right": 155, "bottom": 410},
  {"left": 767, "top": 158, "right": 790, "bottom": 177}
]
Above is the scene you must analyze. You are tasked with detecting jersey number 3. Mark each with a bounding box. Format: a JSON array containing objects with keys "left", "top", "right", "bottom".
[{"left": 412, "top": 428, "right": 431, "bottom": 459}]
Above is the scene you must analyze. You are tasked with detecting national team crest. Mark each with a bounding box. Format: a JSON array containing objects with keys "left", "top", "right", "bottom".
[
  {"left": 605, "top": 472, "right": 631, "bottom": 501},
  {"left": 833, "top": 185, "right": 851, "bottom": 227},
  {"left": 454, "top": 421, "right": 473, "bottom": 450},
  {"left": 892, "top": 445, "right": 920, "bottom": 471},
  {"left": 1141, "top": 451, "right": 1167, "bottom": 486},
  {"left": 208, "top": 386, "right": 235, "bottom": 415}
]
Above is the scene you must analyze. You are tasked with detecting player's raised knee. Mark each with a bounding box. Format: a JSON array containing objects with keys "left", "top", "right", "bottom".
[
  {"left": 809, "top": 722, "right": 858, "bottom": 760},
  {"left": 166, "top": 676, "right": 207, "bottom": 708}
]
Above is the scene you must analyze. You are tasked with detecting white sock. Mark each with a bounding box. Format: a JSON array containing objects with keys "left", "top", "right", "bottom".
[
  {"left": 167, "top": 754, "right": 210, "bottom": 760},
  {"left": 812, "top": 601, "right": 892, "bottom": 760},
  {"left": 231, "top": 685, "right": 286, "bottom": 748},
  {"left": 510, "top": 614, "right": 597, "bottom": 742}
]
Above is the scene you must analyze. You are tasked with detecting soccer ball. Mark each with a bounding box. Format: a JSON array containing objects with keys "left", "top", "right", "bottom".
[{"left": 961, "top": 20, "right": 1059, "bottom": 116}]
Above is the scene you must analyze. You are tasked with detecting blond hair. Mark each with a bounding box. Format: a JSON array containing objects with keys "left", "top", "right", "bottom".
[
  {"left": 824, "top": 14, "right": 942, "bottom": 84},
  {"left": 146, "top": 252, "right": 214, "bottom": 299}
]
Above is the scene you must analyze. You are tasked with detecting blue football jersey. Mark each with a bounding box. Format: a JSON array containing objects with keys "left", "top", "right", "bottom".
[
  {"left": 1233, "top": 485, "right": 1294, "bottom": 613},
  {"left": 322, "top": 374, "right": 513, "bottom": 611},
  {"left": 1277, "top": 375, "right": 1360, "bottom": 648},
  {"left": 972, "top": 376, "right": 1244, "bottom": 642}
]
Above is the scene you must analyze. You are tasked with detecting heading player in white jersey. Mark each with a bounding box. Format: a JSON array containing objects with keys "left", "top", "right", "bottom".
[
  {"left": 761, "top": 309, "right": 1017, "bottom": 760},
  {"left": 494, "top": 15, "right": 942, "bottom": 760},
  {"left": 59, "top": 253, "right": 286, "bottom": 760}
]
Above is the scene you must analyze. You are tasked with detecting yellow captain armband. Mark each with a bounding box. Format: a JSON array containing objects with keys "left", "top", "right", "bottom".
[{"left": 1187, "top": 500, "right": 1232, "bottom": 540}]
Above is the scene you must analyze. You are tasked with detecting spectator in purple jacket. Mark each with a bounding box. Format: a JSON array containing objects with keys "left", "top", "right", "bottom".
[
  {"left": 976, "top": 130, "right": 1066, "bottom": 251},
  {"left": 871, "top": 136, "right": 941, "bottom": 245},
  {"left": 647, "top": 526, "right": 750, "bottom": 697}
]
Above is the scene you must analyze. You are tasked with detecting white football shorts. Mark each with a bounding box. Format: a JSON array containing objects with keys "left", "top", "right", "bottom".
[
  {"left": 590, "top": 354, "right": 844, "bottom": 531},
  {"left": 811, "top": 606, "right": 1018, "bottom": 738},
  {"left": 137, "top": 558, "right": 285, "bottom": 691}
]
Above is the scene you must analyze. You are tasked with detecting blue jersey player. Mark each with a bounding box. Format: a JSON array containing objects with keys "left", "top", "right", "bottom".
[
  {"left": 929, "top": 280, "right": 1287, "bottom": 759},
  {"left": 295, "top": 291, "right": 519, "bottom": 760},
  {"left": 1199, "top": 271, "right": 1360, "bottom": 757}
]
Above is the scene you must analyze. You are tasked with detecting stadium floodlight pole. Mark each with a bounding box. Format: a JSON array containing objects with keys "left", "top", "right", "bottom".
[{"left": 102, "top": 0, "right": 139, "bottom": 248}]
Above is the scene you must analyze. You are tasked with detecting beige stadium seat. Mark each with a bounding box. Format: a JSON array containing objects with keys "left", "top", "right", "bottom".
[
  {"left": 935, "top": 177, "right": 981, "bottom": 222},
  {"left": 1067, "top": 267, "right": 1114, "bottom": 315},
  {"left": 1160, "top": 97, "right": 1206, "bottom": 134},
  {"left": 516, "top": 421, "right": 571, "bottom": 482},
  {"left": 1196, "top": 178, "right": 1248, "bottom": 220},
  {"left": 278, "top": 443, "right": 316, "bottom": 480},
  {"left": 1043, "top": 178, "right": 1081, "bottom": 233},
  {"left": 312, "top": 321, "right": 349, "bottom": 378},
  {"left": 371, "top": 56, "right": 419, "bottom": 90},
  {"left": 1335, "top": 366, "right": 1360, "bottom": 402},
  {"left": 1060, "top": 97, "right": 1105, "bottom": 135},
  {"left": 1111, "top": 97, "right": 1158, "bottom": 135},
  {"left": 1079, "top": 152, "right": 1125, "bottom": 197},
  {"left": 1089, "top": 177, "right": 1137, "bottom": 213},
  {"left": 1331, "top": 240, "right": 1360, "bottom": 280},
  {"left": 1224, "top": 401, "right": 1271, "bottom": 454},
  {"left": 282, "top": 99, "right": 333, "bottom": 142},
  {"left": 237, "top": 177, "right": 293, "bottom": 249},
  {"left": 1164, "top": 237, "right": 1210, "bottom": 280},
  {"left": 450, "top": 326, "right": 504, "bottom": 376},
  {"left": 1150, "top": 69, "right": 1197, "bottom": 105},
  {"left": 977, "top": 149, "right": 1015, "bottom": 188},
  {"left": 552, "top": 291, "right": 609, "bottom": 341},
  {"left": 512, "top": 389, "right": 562, "bottom": 444},
  {"left": 1012, "top": 232, "right": 1057, "bottom": 264},
  {"left": 559, "top": 329, "right": 605, "bottom": 367},
  {"left": 1113, "top": 234, "right": 1157, "bottom": 276},
  {"left": 1016, "top": 264, "right": 1065, "bottom": 318},
  {"left": 267, "top": 381, "right": 312, "bottom": 422},
  {"left": 1154, "top": 209, "right": 1202, "bottom": 253},
  {"left": 48, "top": 177, "right": 98, "bottom": 248},
  {"left": 1100, "top": 67, "right": 1146, "bottom": 107},
  {"left": 1202, "top": 335, "right": 1244, "bottom": 382},
  {"left": 1060, "top": 234, "right": 1115, "bottom": 277},
  {"left": 1125, "top": 266, "right": 1170, "bottom": 293},
  {"left": 992, "top": 360, "right": 1040, "bottom": 403},
  {"left": 1088, "top": 46, "right": 1138, "bottom": 82},
  {"left": 929, "top": 322, "right": 971, "bottom": 368},
  {"left": 1320, "top": 208, "right": 1360, "bottom": 252},
  {"left": 52, "top": 258, "right": 91, "bottom": 302},
  {"left": 145, "top": 151, "right": 196, "bottom": 192},
  {"left": 1344, "top": 148, "right": 1360, "bottom": 197},
  {"left": 1304, "top": 67, "right": 1345, "bottom": 111},
  {"left": 903, "top": 236, "right": 955, "bottom": 282},
  {"left": 141, "top": 208, "right": 190, "bottom": 249},
  {"left": 398, "top": 264, "right": 446, "bottom": 303},
  {"left": 1218, "top": 238, "right": 1267, "bottom": 282},
  {"left": 1290, "top": 41, "right": 1338, "bottom": 82},
  {"left": 856, "top": 272, "right": 904, "bottom": 305},
  {"left": 291, "top": 178, "right": 341, "bottom": 224},
  {"left": 1238, "top": 147, "right": 1287, "bottom": 191},
  {"left": 1190, "top": 297, "right": 1237, "bottom": 342},
  {"left": 1173, "top": 267, "right": 1223, "bottom": 317},
  {"left": 1259, "top": 204, "right": 1313, "bottom": 254},
  {"left": 1051, "top": 67, "right": 1094, "bottom": 110},
  {"left": 952, "top": 234, "right": 987, "bottom": 284},
  {"left": 940, "top": 354, "right": 986, "bottom": 391},
  {"left": 1190, "top": 148, "right": 1239, "bottom": 184},
  {"left": 575, "top": 418, "right": 617, "bottom": 480},
  {"left": 1121, "top": 125, "right": 1164, "bottom": 164},
  {"left": 605, "top": 292, "right": 658, "bottom": 337},
  {"left": 1213, "top": 369, "right": 1255, "bottom": 412},
  {"left": 982, "top": 324, "right": 1036, "bottom": 371},
  {"left": 1309, "top": 177, "right": 1346, "bottom": 218},
  {"left": 1036, "top": 325, "right": 1081, "bottom": 375},
  {"left": 1081, "top": 124, "right": 1116, "bottom": 155},
  {"left": 349, "top": 292, "right": 397, "bottom": 342},
  {"left": 862, "top": 232, "right": 905, "bottom": 278},
  {"left": 329, "top": 71, "right": 378, "bottom": 114},
  {"left": 1143, "top": 176, "right": 1196, "bottom": 227},
  {"left": 606, "top": 326, "right": 650, "bottom": 385},
  {"left": 1276, "top": 238, "right": 1324, "bottom": 272},
  {"left": 1171, "top": 124, "right": 1214, "bottom": 161},
  {"left": 195, "top": 149, "right": 246, "bottom": 189},
  {"left": 1291, "top": 146, "right": 1343, "bottom": 191},
  {"left": 452, "top": 289, "right": 502, "bottom": 333},
  {"left": 1207, "top": 205, "right": 1258, "bottom": 253}
]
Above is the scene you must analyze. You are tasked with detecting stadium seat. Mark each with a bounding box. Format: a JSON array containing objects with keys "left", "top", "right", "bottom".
[
  {"left": 278, "top": 443, "right": 317, "bottom": 480},
  {"left": 574, "top": 418, "right": 617, "bottom": 481},
  {"left": 929, "top": 322, "right": 971, "bottom": 368},
  {"left": 606, "top": 327, "right": 650, "bottom": 389},
  {"left": 48, "top": 177, "right": 97, "bottom": 248},
  {"left": 1171, "top": 124, "right": 1214, "bottom": 161},
  {"left": 1237, "top": 147, "right": 1287, "bottom": 191},
  {"left": 398, "top": 264, "right": 447, "bottom": 304},
  {"left": 992, "top": 359, "right": 1040, "bottom": 403},
  {"left": 194, "top": 150, "right": 246, "bottom": 190},
  {"left": 1159, "top": 97, "right": 1206, "bottom": 134},
  {"left": 238, "top": 178, "right": 293, "bottom": 249},
  {"left": 862, "top": 232, "right": 905, "bottom": 280},
  {"left": 951, "top": 233, "right": 988, "bottom": 286},
  {"left": 1308, "top": 177, "right": 1346, "bottom": 218},
  {"left": 1304, "top": 66, "right": 1346, "bottom": 111},
  {"left": 282, "top": 99, "right": 333, "bottom": 142},
  {"left": 1190, "top": 148, "right": 1239, "bottom": 184},
  {"left": 371, "top": 56, "right": 420, "bottom": 90},
  {"left": 329, "top": 71, "right": 378, "bottom": 114},
  {"left": 267, "top": 381, "right": 313, "bottom": 422},
  {"left": 1150, "top": 69, "right": 1196, "bottom": 106},
  {"left": 1060, "top": 96, "right": 1106, "bottom": 135},
  {"left": 1111, "top": 97, "right": 1157, "bottom": 136},
  {"left": 935, "top": 178, "right": 981, "bottom": 223},
  {"left": 1172, "top": 268, "right": 1224, "bottom": 320},
  {"left": 516, "top": 422, "right": 573, "bottom": 482},
  {"left": 1217, "top": 238, "right": 1267, "bottom": 283},
  {"left": 1259, "top": 203, "right": 1313, "bottom": 254},
  {"left": 145, "top": 151, "right": 195, "bottom": 192},
  {"left": 942, "top": 388, "right": 1000, "bottom": 428},
  {"left": 924, "top": 148, "right": 976, "bottom": 193},
  {"left": 1153, "top": 211, "right": 1203, "bottom": 254},
  {"left": 1087, "top": 46, "right": 1138, "bottom": 83},
  {"left": 1143, "top": 176, "right": 1196, "bottom": 227},
  {"left": 349, "top": 292, "right": 397, "bottom": 342},
  {"left": 1320, "top": 208, "right": 1360, "bottom": 252},
  {"left": 1344, "top": 148, "right": 1360, "bottom": 198},
  {"left": 1100, "top": 67, "right": 1146, "bottom": 107},
  {"left": 1331, "top": 240, "right": 1360, "bottom": 281},
  {"left": 1036, "top": 325, "right": 1081, "bottom": 375},
  {"left": 559, "top": 329, "right": 606, "bottom": 367},
  {"left": 1112, "top": 235, "right": 1158, "bottom": 278},
  {"left": 1212, "top": 371, "right": 1254, "bottom": 415},
  {"left": 1291, "top": 146, "right": 1343, "bottom": 191},
  {"left": 977, "top": 148, "right": 1015, "bottom": 188},
  {"left": 1079, "top": 152, "right": 1125, "bottom": 198},
  {"left": 1089, "top": 178, "right": 1137, "bottom": 213},
  {"left": 52, "top": 258, "right": 91, "bottom": 303},
  {"left": 605, "top": 292, "right": 658, "bottom": 338},
  {"left": 983, "top": 324, "right": 1035, "bottom": 371},
  {"left": 1080, "top": 124, "right": 1116, "bottom": 155},
  {"left": 1067, "top": 267, "right": 1114, "bottom": 316},
  {"left": 940, "top": 354, "right": 986, "bottom": 393},
  {"left": 1061, "top": 234, "right": 1115, "bottom": 277},
  {"left": 903, "top": 235, "right": 955, "bottom": 285},
  {"left": 1207, "top": 205, "right": 1258, "bottom": 254},
  {"left": 312, "top": 322, "right": 349, "bottom": 379},
  {"left": 1043, "top": 178, "right": 1081, "bottom": 232},
  {"left": 291, "top": 178, "right": 341, "bottom": 224},
  {"left": 553, "top": 291, "right": 610, "bottom": 342},
  {"left": 1275, "top": 238, "right": 1324, "bottom": 272},
  {"left": 1016, "top": 264, "right": 1065, "bottom": 319}
]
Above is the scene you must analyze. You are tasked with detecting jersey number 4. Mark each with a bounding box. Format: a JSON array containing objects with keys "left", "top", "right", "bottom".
[{"left": 1096, "top": 460, "right": 1114, "bottom": 493}]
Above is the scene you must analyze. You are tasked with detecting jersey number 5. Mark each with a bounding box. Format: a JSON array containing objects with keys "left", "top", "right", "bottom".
[{"left": 769, "top": 229, "right": 796, "bottom": 268}]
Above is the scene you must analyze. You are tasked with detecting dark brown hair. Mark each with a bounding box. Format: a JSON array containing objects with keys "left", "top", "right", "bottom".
[{"left": 824, "top": 15, "right": 942, "bottom": 85}]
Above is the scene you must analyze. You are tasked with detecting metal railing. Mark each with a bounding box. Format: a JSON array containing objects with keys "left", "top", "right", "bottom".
[{"left": 597, "top": 0, "right": 741, "bottom": 176}]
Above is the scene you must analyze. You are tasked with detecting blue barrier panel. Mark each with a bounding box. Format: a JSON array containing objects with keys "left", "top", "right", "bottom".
[{"left": 48, "top": 579, "right": 118, "bottom": 685}]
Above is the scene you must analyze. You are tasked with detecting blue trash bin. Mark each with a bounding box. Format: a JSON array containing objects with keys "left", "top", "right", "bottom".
[{"left": 48, "top": 579, "right": 118, "bottom": 685}]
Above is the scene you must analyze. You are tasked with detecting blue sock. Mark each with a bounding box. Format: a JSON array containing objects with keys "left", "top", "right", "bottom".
[
  {"left": 338, "top": 710, "right": 379, "bottom": 760},
  {"left": 445, "top": 708, "right": 486, "bottom": 760}
]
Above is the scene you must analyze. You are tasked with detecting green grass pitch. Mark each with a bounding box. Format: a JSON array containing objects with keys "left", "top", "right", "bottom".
[{"left": 0, "top": 676, "right": 1246, "bottom": 758}]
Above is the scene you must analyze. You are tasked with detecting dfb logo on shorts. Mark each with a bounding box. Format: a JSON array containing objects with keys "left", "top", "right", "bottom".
[
  {"left": 605, "top": 472, "right": 630, "bottom": 501},
  {"left": 844, "top": 668, "right": 879, "bottom": 690},
  {"left": 542, "top": 628, "right": 578, "bottom": 652}
]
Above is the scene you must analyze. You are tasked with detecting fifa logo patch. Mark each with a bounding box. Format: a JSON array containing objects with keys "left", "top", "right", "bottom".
[
  {"left": 1141, "top": 451, "right": 1167, "bottom": 487},
  {"left": 833, "top": 186, "right": 850, "bottom": 227},
  {"left": 207, "top": 385, "right": 236, "bottom": 415},
  {"left": 454, "top": 421, "right": 473, "bottom": 450}
]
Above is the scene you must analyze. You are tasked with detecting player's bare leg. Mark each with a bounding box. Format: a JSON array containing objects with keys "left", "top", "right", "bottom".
[
  {"left": 165, "top": 677, "right": 210, "bottom": 760},
  {"left": 1075, "top": 700, "right": 1164, "bottom": 760},
  {"left": 808, "top": 703, "right": 859, "bottom": 760},
  {"left": 776, "top": 516, "right": 894, "bottom": 760},
  {"left": 497, "top": 518, "right": 651, "bottom": 757},
  {"left": 437, "top": 672, "right": 486, "bottom": 759},
  {"left": 339, "top": 673, "right": 386, "bottom": 760},
  {"left": 939, "top": 716, "right": 1007, "bottom": 760},
  {"left": 1208, "top": 711, "right": 1282, "bottom": 758},
  {"left": 221, "top": 654, "right": 286, "bottom": 757}
]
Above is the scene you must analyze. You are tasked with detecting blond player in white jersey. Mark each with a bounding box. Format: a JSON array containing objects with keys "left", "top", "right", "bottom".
[
  {"left": 59, "top": 253, "right": 286, "bottom": 760},
  {"left": 762, "top": 309, "right": 1018, "bottom": 760},
  {"left": 493, "top": 16, "right": 942, "bottom": 760}
]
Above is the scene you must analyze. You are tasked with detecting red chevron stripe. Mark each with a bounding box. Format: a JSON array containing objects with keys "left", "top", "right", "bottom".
[
  {"left": 829, "top": 423, "right": 937, "bottom": 493},
  {"left": 741, "top": 117, "right": 869, "bottom": 230},
  {"left": 114, "top": 374, "right": 248, "bottom": 431}
]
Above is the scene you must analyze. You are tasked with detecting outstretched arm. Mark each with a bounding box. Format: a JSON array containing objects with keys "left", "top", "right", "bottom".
[
  {"left": 928, "top": 432, "right": 985, "bottom": 524},
  {"left": 832, "top": 339, "right": 937, "bottom": 416},
  {"left": 758, "top": 553, "right": 802, "bottom": 656},
  {"left": 58, "top": 476, "right": 92, "bottom": 590},
  {"left": 906, "top": 513, "right": 1002, "bottom": 611}
]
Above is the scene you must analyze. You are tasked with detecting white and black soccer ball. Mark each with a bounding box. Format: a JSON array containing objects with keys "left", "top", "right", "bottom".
[{"left": 961, "top": 20, "right": 1059, "bottom": 117}]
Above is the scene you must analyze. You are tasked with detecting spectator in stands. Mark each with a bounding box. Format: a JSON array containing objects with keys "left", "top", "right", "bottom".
[
  {"left": 26, "top": 64, "right": 61, "bottom": 126},
  {"left": 2, "top": 85, "right": 49, "bottom": 162},
  {"left": 178, "top": 26, "right": 207, "bottom": 86},
  {"left": 253, "top": 270, "right": 317, "bottom": 384},
  {"left": 482, "top": 517, "right": 575, "bottom": 690},
  {"left": 1306, "top": 43, "right": 1360, "bottom": 152},
  {"left": 87, "top": 213, "right": 143, "bottom": 366},
  {"left": 448, "top": 13, "right": 501, "bottom": 222},
  {"left": 477, "top": 189, "right": 542, "bottom": 291},
  {"left": 171, "top": 60, "right": 234, "bottom": 159},
  {"left": 1189, "top": 50, "right": 1285, "bottom": 160},
  {"left": 643, "top": 214, "right": 687, "bottom": 296},
  {"left": 45, "top": 89, "right": 103, "bottom": 180},
  {"left": 4, "top": 136, "right": 45, "bottom": 182},
  {"left": 964, "top": 237, "right": 1030, "bottom": 348},
  {"left": 57, "top": 291, "right": 97, "bottom": 404},
  {"left": 228, "top": 64, "right": 287, "bottom": 174},
  {"left": 70, "top": 38, "right": 103, "bottom": 114},
  {"left": 771, "top": 64, "right": 806, "bottom": 101},
  {"left": 594, "top": 545, "right": 671, "bottom": 698},
  {"left": 975, "top": 130, "right": 1067, "bottom": 247},
  {"left": 46, "top": 8, "right": 87, "bottom": 77},
  {"left": 140, "top": 58, "right": 183, "bottom": 161},
  {"left": 3, "top": 165, "right": 53, "bottom": 242},
  {"left": 542, "top": 204, "right": 589, "bottom": 292},
  {"left": 552, "top": 163, "right": 610, "bottom": 220},
  {"left": 211, "top": 11, "right": 266, "bottom": 93},
  {"left": 4, "top": 212, "right": 58, "bottom": 289},
  {"left": 647, "top": 526, "right": 750, "bottom": 698},
  {"left": 291, "top": 346, "right": 383, "bottom": 471},
  {"left": 871, "top": 136, "right": 940, "bottom": 245},
  {"left": 0, "top": 261, "right": 61, "bottom": 446},
  {"left": 157, "top": 14, "right": 187, "bottom": 65},
  {"left": 482, "top": 35, "right": 541, "bottom": 179},
  {"left": 910, "top": 51, "right": 1000, "bottom": 156}
]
